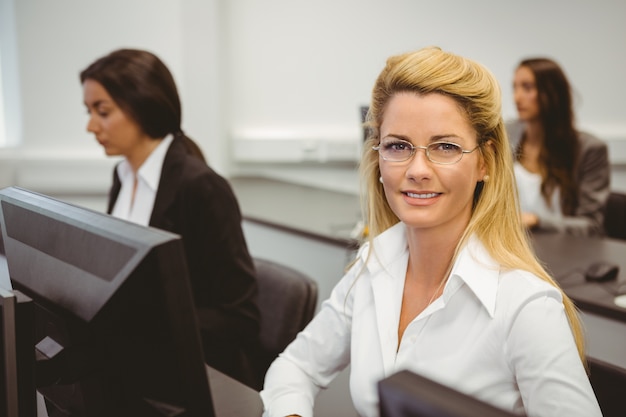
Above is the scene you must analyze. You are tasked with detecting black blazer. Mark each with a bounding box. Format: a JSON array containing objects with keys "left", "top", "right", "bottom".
[{"left": 107, "top": 137, "right": 260, "bottom": 384}]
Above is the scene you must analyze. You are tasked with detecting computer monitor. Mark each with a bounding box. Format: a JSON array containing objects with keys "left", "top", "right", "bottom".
[
  {"left": 378, "top": 370, "right": 520, "bottom": 417},
  {"left": 0, "top": 186, "right": 215, "bottom": 417}
]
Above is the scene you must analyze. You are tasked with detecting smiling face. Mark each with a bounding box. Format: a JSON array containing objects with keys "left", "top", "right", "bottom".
[
  {"left": 83, "top": 79, "right": 152, "bottom": 160},
  {"left": 378, "top": 92, "right": 486, "bottom": 235},
  {"left": 513, "top": 65, "right": 540, "bottom": 122}
]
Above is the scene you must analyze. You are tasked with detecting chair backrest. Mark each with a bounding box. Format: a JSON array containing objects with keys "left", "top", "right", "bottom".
[
  {"left": 604, "top": 192, "right": 626, "bottom": 240},
  {"left": 248, "top": 258, "right": 318, "bottom": 390},
  {"left": 588, "top": 356, "right": 626, "bottom": 417}
]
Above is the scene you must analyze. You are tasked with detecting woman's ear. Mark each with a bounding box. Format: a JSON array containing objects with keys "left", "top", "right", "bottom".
[{"left": 478, "top": 139, "right": 494, "bottom": 180}]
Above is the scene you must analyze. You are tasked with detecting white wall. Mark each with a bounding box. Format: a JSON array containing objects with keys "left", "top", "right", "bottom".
[
  {"left": 0, "top": 0, "right": 225, "bottom": 191},
  {"left": 227, "top": 0, "right": 626, "bottom": 168},
  {"left": 234, "top": 0, "right": 626, "bottom": 124},
  {"left": 1, "top": 0, "right": 625, "bottom": 197},
  {"left": 229, "top": 0, "right": 626, "bottom": 130}
]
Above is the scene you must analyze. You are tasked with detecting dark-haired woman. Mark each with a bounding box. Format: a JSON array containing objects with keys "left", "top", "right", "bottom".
[
  {"left": 81, "top": 48, "right": 260, "bottom": 385},
  {"left": 508, "top": 57, "right": 610, "bottom": 236}
]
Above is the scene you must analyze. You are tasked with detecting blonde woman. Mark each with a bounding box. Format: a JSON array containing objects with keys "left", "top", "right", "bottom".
[{"left": 261, "top": 47, "right": 600, "bottom": 417}]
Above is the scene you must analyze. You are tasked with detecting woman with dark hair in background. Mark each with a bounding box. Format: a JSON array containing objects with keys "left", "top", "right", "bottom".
[
  {"left": 80, "top": 48, "right": 260, "bottom": 386},
  {"left": 508, "top": 57, "right": 610, "bottom": 236}
]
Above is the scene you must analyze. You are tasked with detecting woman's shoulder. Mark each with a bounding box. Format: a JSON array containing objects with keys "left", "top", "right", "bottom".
[
  {"left": 497, "top": 268, "right": 563, "bottom": 306},
  {"left": 162, "top": 151, "right": 238, "bottom": 207},
  {"left": 576, "top": 130, "right": 608, "bottom": 152},
  {"left": 165, "top": 140, "right": 223, "bottom": 180}
]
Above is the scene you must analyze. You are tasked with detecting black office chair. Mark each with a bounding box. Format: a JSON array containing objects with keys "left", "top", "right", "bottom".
[
  {"left": 604, "top": 191, "right": 626, "bottom": 240},
  {"left": 246, "top": 257, "right": 318, "bottom": 390},
  {"left": 587, "top": 356, "right": 626, "bottom": 417}
]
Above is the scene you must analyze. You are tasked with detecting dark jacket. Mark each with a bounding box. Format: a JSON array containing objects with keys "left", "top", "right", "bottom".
[{"left": 107, "top": 137, "right": 260, "bottom": 384}]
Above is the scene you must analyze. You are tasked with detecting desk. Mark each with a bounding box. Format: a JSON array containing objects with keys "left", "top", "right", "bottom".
[
  {"left": 208, "top": 363, "right": 363, "bottom": 417},
  {"left": 531, "top": 232, "right": 626, "bottom": 368},
  {"left": 33, "top": 366, "right": 264, "bottom": 417},
  {"left": 207, "top": 366, "right": 263, "bottom": 417},
  {"left": 531, "top": 232, "right": 626, "bottom": 322},
  {"left": 229, "top": 176, "right": 361, "bottom": 247}
]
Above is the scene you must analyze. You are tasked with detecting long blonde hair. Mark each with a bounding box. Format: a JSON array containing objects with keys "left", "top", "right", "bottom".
[{"left": 360, "top": 46, "right": 586, "bottom": 363}]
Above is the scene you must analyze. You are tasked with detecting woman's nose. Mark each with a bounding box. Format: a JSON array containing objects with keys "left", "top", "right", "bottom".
[
  {"left": 405, "top": 147, "right": 433, "bottom": 180},
  {"left": 513, "top": 88, "right": 523, "bottom": 104},
  {"left": 86, "top": 115, "right": 98, "bottom": 133}
]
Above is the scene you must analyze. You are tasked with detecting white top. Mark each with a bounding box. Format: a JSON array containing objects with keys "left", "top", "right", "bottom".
[
  {"left": 111, "top": 134, "right": 174, "bottom": 226},
  {"left": 260, "top": 222, "right": 601, "bottom": 417},
  {"left": 514, "top": 162, "right": 563, "bottom": 227}
]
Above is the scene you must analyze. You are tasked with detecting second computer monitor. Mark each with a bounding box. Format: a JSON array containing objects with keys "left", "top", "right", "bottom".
[{"left": 378, "top": 370, "right": 520, "bottom": 417}]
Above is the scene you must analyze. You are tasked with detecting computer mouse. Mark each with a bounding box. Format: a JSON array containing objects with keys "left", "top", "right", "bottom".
[{"left": 584, "top": 261, "right": 619, "bottom": 282}]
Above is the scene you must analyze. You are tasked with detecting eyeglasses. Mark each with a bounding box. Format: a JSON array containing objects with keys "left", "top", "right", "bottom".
[{"left": 372, "top": 139, "right": 479, "bottom": 165}]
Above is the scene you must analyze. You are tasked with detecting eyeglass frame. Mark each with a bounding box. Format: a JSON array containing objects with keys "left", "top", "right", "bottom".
[{"left": 372, "top": 138, "right": 480, "bottom": 165}]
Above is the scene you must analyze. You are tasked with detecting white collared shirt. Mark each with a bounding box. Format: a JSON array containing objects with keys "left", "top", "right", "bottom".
[
  {"left": 261, "top": 222, "right": 601, "bottom": 417},
  {"left": 111, "top": 134, "right": 174, "bottom": 226}
]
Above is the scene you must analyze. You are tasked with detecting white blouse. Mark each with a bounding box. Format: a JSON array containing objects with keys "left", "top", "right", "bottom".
[
  {"left": 111, "top": 134, "right": 173, "bottom": 226},
  {"left": 514, "top": 162, "right": 563, "bottom": 227},
  {"left": 261, "top": 222, "right": 601, "bottom": 417}
]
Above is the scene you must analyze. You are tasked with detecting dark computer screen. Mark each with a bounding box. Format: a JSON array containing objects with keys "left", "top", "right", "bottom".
[
  {"left": 378, "top": 370, "right": 521, "bottom": 417},
  {"left": 0, "top": 186, "right": 214, "bottom": 417}
]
